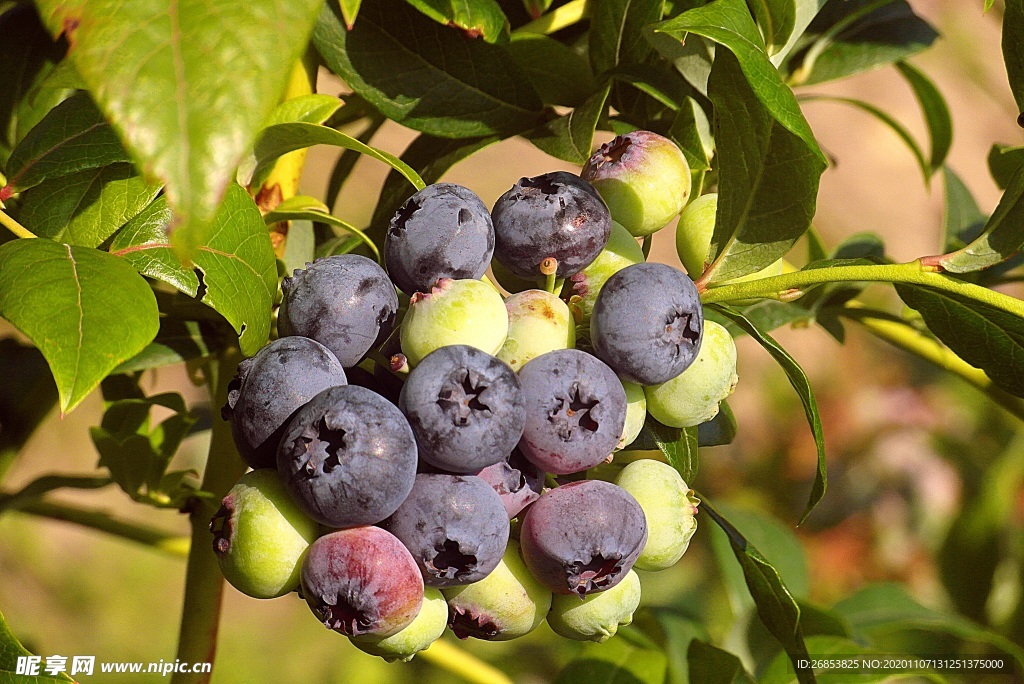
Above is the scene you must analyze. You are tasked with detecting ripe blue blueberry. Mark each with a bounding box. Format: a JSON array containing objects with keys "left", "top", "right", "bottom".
[
  {"left": 382, "top": 473, "right": 510, "bottom": 587},
  {"left": 474, "top": 448, "right": 544, "bottom": 519},
  {"left": 277, "top": 385, "right": 417, "bottom": 528},
  {"left": 222, "top": 337, "right": 347, "bottom": 469},
  {"left": 278, "top": 254, "right": 399, "bottom": 367},
  {"left": 491, "top": 172, "right": 611, "bottom": 278},
  {"left": 386, "top": 183, "right": 495, "bottom": 296},
  {"left": 517, "top": 349, "right": 626, "bottom": 475},
  {"left": 590, "top": 262, "right": 703, "bottom": 385},
  {"left": 520, "top": 479, "right": 647, "bottom": 597},
  {"left": 399, "top": 345, "right": 525, "bottom": 473},
  {"left": 301, "top": 527, "right": 423, "bottom": 638}
]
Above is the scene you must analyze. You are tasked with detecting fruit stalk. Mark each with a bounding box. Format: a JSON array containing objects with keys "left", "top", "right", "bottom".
[
  {"left": 699, "top": 260, "right": 1024, "bottom": 319},
  {"left": 0, "top": 209, "right": 36, "bottom": 239},
  {"left": 417, "top": 639, "right": 515, "bottom": 684},
  {"left": 840, "top": 304, "right": 1024, "bottom": 421},
  {"left": 172, "top": 349, "right": 247, "bottom": 684}
]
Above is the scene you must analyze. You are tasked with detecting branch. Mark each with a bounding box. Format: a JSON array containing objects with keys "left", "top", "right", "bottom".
[
  {"left": 172, "top": 349, "right": 247, "bottom": 684},
  {"left": 839, "top": 304, "right": 1024, "bottom": 422},
  {"left": 12, "top": 499, "right": 190, "bottom": 556},
  {"left": 418, "top": 639, "right": 515, "bottom": 684},
  {"left": 699, "top": 260, "right": 1024, "bottom": 319},
  {"left": 0, "top": 209, "right": 37, "bottom": 239}
]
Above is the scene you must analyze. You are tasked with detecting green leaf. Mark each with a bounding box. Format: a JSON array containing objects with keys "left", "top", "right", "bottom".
[
  {"left": 0, "top": 239, "right": 159, "bottom": 414},
  {"left": 251, "top": 121, "right": 425, "bottom": 192},
  {"left": 313, "top": 0, "right": 544, "bottom": 138},
  {"left": 788, "top": 0, "right": 938, "bottom": 86},
  {"left": 109, "top": 185, "right": 277, "bottom": 356},
  {"left": 280, "top": 219, "right": 316, "bottom": 277},
  {"left": 715, "top": 306, "right": 827, "bottom": 523},
  {"left": 760, "top": 635, "right": 926, "bottom": 684},
  {"left": 606, "top": 63, "right": 692, "bottom": 111},
  {"left": 746, "top": 0, "right": 797, "bottom": 57},
  {"left": 641, "top": 415, "right": 699, "bottom": 483},
  {"left": 1003, "top": 0, "right": 1024, "bottom": 114},
  {"left": 655, "top": 0, "right": 825, "bottom": 161},
  {"left": 339, "top": 0, "right": 362, "bottom": 27},
  {"left": 506, "top": 33, "right": 597, "bottom": 107},
  {"left": 702, "top": 48, "right": 826, "bottom": 281},
  {"left": 16, "top": 163, "right": 161, "bottom": 246},
  {"left": 91, "top": 388, "right": 198, "bottom": 508},
  {"left": 0, "top": 609, "right": 74, "bottom": 682},
  {"left": 834, "top": 583, "right": 1024, "bottom": 665},
  {"left": 404, "top": 0, "right": 509, "bottom": 42},
  {"left": 34, "top": 0, "right": 325, "bottom": 261},
  {"left": 895, "top": 284, "right": 1024, "bottom": 399},
  {"left": 325, "top": 115, "right": 385, "bottom": 210},
  {"left": 555, "top": 635, "right": 668, "bottom": 684},
  {"left": 697, "top": 399, "right": 736, "bottom": 446},
  {"left": 0, "top": 4, "right": 70, "bottom": 164},
  {"left": 526, "top": 86, "right": 610, "bottom": 164},
  {"left": 264, "top": 195, "right": 381, "bottom": 263},
  {"left": 589, "top": 0, "right": 664, "bottom": 76},
  {"left": 113, "top": 317, "right": 221, "bottom": 374},
  {"left": 687, "top": 639, "right": 756, "bottom": 683},
  {"left": 801, "top": 94, "right": 930, "bottom": 184},
  {"left": 895, "top": 61, "right": 951, "bottom": 174},
  {"left": 707, "top": 502, "right": 810, "bottom": 608},
  {"left": 941, "top": 167, "right": 986, "bottom": 253},
  {"left": 0, "top": 339, "right": 58, "bottom": 456},
  {"left": 667, "top": 96, "right": 713, "bottom": 171},
  {"left": 939, "top": 164, "right": 1024, "bottom": 273},
  {"left": 700, "top": 497, "right": 813, "bottom": 684},
  {"left": 772, "top": 0, "right": 829, "bottom": 65},
  {"left": 987, "top": 143, "right": 1024, "bottom": 190},
  {"left": 2, "top": 91, "right": 128, "bottom": 195},
  {"left": 938, "top": 442, "right": 1024, "bottom": 623},
  {"left": 0, "top": 473, "right": 112, "bottom": 512},
  {"left": 266, "top": 94, "right": 344, "bottom": 127}
]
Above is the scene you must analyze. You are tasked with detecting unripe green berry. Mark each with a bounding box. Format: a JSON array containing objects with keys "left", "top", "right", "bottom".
[
  {"left": 547, "top": 569, "right": 642, "bottom": 642},
  {"left": 400, "top": 278, "right": 509, "bottom": 367},
  {"left": 210, "top": 469, "right": 319, "bottom": 599},
  {"left": 614, "top": 460, "right": 698, "bottom": 571},
  {"left": 443, "top": 541, "right": 551, "bottom": 641},
  {"left": 617, "top": 378, "right": 646, "bottom": 450},
  {"left": 497, "top": 290, "right": 575, "bottom": 371},
  {"left": 644, "top": 320, "right": 737, "bottom": 428},
  {"left": 566, "top": 221, "right": 644, "bottom": 323},
  {"left": 582, "top": 131, "right": 691, "bottom": 237},
  {"left": 676, "top": 192, "right": 785, "bottom": 289},
  {"left": 350, "top": 587, "right": 448, "bottom": 662}
]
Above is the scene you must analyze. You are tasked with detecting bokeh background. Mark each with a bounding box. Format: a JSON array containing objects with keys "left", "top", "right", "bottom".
[{"left": 2, "top": 1, "right": 1023, "bottom": 681}]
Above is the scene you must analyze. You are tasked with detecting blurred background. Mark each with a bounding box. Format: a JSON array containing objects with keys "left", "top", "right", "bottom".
[{"left": 2, "top": 0, "right": 1023, "bottom": 681}]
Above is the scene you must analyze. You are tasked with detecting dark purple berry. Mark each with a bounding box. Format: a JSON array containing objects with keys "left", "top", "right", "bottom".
[
  {"left": 520, "top": 480, "right": 647, "bottom": 597},
  {"left": 277, "top": 385, "right": 417, "bottom": 528},
  {"left": 475, "top": 449, "right": 544, "bottom": 519},
  {"left": 590, "top": 262, "right": 703, "bottom": 385},
  {"left": 517, "top": 349, "right": 626, "bottom": 475},
  {"left": 279, "top": 255, "right": 399, "bottom": 367},
  {"left": 491, "top": 172, "right": 611, "bottom": 279},
  {"left": 301, "top": 527, "right": 423, "bottom": 637},
  {"left": 399, "top": 345, "right": 524, "bottom": 473},
  {"left": 386, "top": 183, "right": 495, "bottom": 296},
  {"left": 222, "top": 337, "right": 347, "bottom": 469},
  {"left": 383, "top": 473, "right": 510, "bottom": 587}
]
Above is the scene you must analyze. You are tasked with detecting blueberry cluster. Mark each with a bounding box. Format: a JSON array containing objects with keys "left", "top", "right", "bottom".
[{"left": 213, "top": 131, "right": 735, "bottom": 660}]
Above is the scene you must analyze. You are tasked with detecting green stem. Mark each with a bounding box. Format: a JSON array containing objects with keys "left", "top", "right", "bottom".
[
  {"left": 513, "top": 0, "right": 589, "bottom": 35},
  {"left": 699, "top": 260, "right": 1024, "bottom": 319},
  {"left": 642, "top": 235, "right": 653, "bottom": 260},
  {"left": 0, "top": 209, "right": 36, "bottom": 239},
  {"left": 0, "top": 474, "right": 112, "bottom": 512},
  {"left": 839, "top": 305, "right": 1024, "bottom": 422},
  {"left": 172, "top": 349, "right": 246, "bottom": 684},
  {"left": 418, "top": 639, "right": 514, "bottom": 684},
  {"left": 11, "top": 499, "right": 190, "bottom": 555}
]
